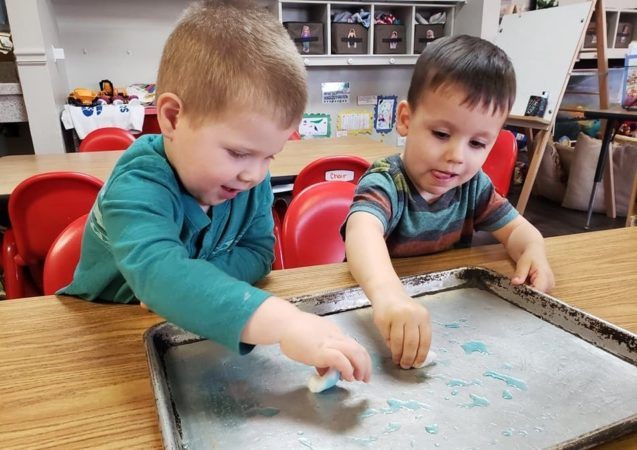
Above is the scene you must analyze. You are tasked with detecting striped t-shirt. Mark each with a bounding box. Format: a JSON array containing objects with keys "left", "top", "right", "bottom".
[{"left": 345, "top": 153, "right": 518, "bottom": 257}]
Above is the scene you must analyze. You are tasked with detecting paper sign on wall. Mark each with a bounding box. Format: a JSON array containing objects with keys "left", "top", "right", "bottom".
[
  {"left": 374, "top": 95, "right": 397, "bottom": 134},
  {"left": 299, "top": 113, "right": 331, "bottom": 138},
  {"left": 336, "top": 109, "right": 373, "bottom": 135},
  {"left": 322, "top": 82, "right": 350, "bottom": 104}
]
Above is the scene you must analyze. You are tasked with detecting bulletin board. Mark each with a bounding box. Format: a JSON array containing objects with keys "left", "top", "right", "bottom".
[{"left": 494, "top": 1, "right": 595, "bottom": 122}]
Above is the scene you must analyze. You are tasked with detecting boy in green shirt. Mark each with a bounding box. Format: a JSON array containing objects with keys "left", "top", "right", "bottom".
[{"left": 63, "top": 0, "right": 371, "bottom": 384}]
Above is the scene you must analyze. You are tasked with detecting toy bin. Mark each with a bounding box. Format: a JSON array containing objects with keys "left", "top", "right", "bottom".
[
  {"left": 414, "top": 24, "right": 444, "bottom": 54},
  {"left": 284, "top": 22, "right": 325, "bottom": 55},
  {"left": 331, "top": 23, "right": 368, "bottom": 54},
  {"left": 373, "top": 24, "right": 406, "bottom": 54}
]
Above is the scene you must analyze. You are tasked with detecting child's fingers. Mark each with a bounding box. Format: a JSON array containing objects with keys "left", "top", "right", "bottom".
[
  {"left": 389, "top": 322, "right": 405, "bottom": 364},
  {"left": 399, "top": 321, "right": 420, "bottom": 368},
  {"left": 320, "top": 349, "right": 355, "bottom": 381},
  {"left": 324, "top": 338, "right": 371, "bottom": 382},
  {"left": 412, "top": 323, "right": 432, "bottom": 368},
  {"left": 511, "top": 259, "right": 531, "bottom": 285},
  {"left": 531, "top": 270, "right": 554, "bottom": 293}
]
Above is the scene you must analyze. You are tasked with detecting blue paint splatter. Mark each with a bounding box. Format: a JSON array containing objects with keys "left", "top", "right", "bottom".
[
  {"left": 425, "top": 423, "right": 439, "bottom": 434},
  {"left": 461, "top": 393, "right": 490, "bottom": 408},
  {"left": 359, "top": 408, "right": 379, "bottom": 418},
  {"left": 447, "top": 378, "right": 481, "bottom": 387},
  {"left": 381, "top": 398, "right": 431, "bottom": 414},
  {"left": 384, "top": 422, "right": 401, "bottom": 434},
  {"left": 502, "top": 390, "right": 513, "bottom": 400},
  {"left": 461, "top": 341, "right": 488, "bottom": 354},
  {"left": 298, "top": 437, "right": 314, "bottom": 448},
  {"left": 484, "top": 370, "right": 528, "bottom": 390},
  {"left": 349, "top": 436, "right": 378, "bottom": 445}
]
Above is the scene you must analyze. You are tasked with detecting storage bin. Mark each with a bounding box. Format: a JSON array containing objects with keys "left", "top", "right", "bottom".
[
  {"left": 414, "top": 24, "right": 444, "bottom": 54},
  {"left": 331, "top": 23, "right": 367, "bottom": 54},
  {"left": 373, "top": 24, "right": 406, "bottom": 54},
  {"left": 284, "top": 22, "right": 325, "bottom": 55},
  {"left": 615, "top": 22, "right": 633, "bottom": 49}
]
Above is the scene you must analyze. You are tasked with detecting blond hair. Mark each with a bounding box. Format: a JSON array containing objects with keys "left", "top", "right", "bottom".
[{"left": 156, "top": 0, "right": 307, "bottom": 128}]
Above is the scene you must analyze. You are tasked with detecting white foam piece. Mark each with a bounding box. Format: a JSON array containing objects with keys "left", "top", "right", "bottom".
[
  {"left": 412, "top": 350, "right": 438, "bottom": 369},
  {"left": 307, "top": 368, "right": 341, "bottom": 393}
]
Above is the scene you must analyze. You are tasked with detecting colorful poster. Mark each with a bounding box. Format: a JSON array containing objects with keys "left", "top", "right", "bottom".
[
  {"left": 374, "top": 95, "right": 397, "bottom": 134},
  {"left": 299, "top": 113, "right": 331, "bottom": 138},
  {"left": 336, "top": 109, "right": 373, "bottom": 135}
]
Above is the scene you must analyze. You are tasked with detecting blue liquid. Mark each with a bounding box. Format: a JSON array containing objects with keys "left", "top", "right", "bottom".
[
  {"left": 461, "top": 341, "right": 488, "bottom": 354},
  {"left": 425, "top": 423, "right": 439, "bottom": 434},
  {"left": 484, "top": 370, "right": 528, "bottom": 390}
]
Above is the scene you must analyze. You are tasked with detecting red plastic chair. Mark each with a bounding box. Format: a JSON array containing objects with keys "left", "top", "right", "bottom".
[
  {"left": 272, "top": 208, "right": 284, "bottom": 270},
  {"left": 288, "top": 130, "right": 302, "bottom": 141},
  {"left": 281, "top": 181, "right": 356, "bottom": 269},
  {"left": 43, "top": 214, "right": 88, "bottom": 295},
  {"left": 4, "top": 172, "right": 103, "bottom": 298},
  {"left": 291, "top": 155, "right": 371, "bottom": 198},
  {"left": 482, "top": 129, "right": 518, "bottom": 197},
  {"left": 78, "top": 127, "right": 136, "bottom": 152}
]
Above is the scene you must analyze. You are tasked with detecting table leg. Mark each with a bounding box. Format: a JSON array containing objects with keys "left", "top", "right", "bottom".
[
  {"left": 516, "top": 129, "right": 551, "bottom": 214},
  {"left": 585, "top": 118, "right": 617, "bottom": 229}
]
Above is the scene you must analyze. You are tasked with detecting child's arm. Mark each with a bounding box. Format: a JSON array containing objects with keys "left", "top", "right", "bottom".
[
  {"left": 491, "top": 215, "right": 555, "bottom": 292},
  {"left": 345, "top": 211, "right": 432, "bottom": 369},
  {"left": 241, "top": 296, "right": 371, "bottom": 383}
]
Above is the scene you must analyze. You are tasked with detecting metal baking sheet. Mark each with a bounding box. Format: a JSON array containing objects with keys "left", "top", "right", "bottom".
[{"left": 144, "top": 267, "right": 637, "bottom": 450}]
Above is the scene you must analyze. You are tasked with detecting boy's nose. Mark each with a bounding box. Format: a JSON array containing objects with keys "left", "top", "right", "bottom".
[
  {"left": 238, "top": 161, "right": 267, "bottom": 184},
  {"left": 444, "top": 140, "right": 464, "bottom": 164}
]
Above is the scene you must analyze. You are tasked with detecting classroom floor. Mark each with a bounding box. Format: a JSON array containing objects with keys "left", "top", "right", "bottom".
[{"left": 473, "top": 184, "right": 626, "bottom": 247}]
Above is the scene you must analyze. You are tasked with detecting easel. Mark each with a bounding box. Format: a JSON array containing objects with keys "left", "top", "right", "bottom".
[{"left": 498, "top": 0, "right": 613, "bottom": 216}]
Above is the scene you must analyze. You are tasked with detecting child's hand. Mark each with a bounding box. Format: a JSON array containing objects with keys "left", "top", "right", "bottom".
[
  {"left": 511, "top": 248, "right": 555, "bottom": 293},
  {"left": 278, "top": 312, "right": 372, "bottom": 383},
  {"left": 372, "top": 295, "right": 432, "bottom": 369}
]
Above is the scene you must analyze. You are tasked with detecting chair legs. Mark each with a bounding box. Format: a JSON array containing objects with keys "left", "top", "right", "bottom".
[{"left": 1, "top": 229, "right": 39, "bottom": 299}]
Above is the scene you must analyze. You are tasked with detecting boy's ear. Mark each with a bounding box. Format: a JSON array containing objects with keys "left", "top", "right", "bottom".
[
  {"left": 156, "top": 93, "right": 184, "bottom": 140},
  {"left": 396, "top": 100, "right": 411, "bottom": 137}
]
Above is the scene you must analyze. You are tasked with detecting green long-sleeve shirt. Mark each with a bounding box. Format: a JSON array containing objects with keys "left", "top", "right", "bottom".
[{"left": 61, "top": 134, "right": 274, "bottom": 353}]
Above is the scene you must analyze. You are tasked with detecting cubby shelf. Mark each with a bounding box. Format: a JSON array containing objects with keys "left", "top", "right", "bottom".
[
  {"left": 276, "top": 1, "right": 469, "bottom": 65},
  {"left": 580, "top": 3, "right": 637, "bottom": 60}
]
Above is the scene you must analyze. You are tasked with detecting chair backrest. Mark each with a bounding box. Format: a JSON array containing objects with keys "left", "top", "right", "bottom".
[
  {"left": 8, "top": 172, "right": 103, "bottom": 291},
  {"left": 281, "top": 181, "right": 356, "bottom": 269},
  {"left": 78, "top": 127, "right": 136, "bottom": 152},
  {"left": 482, "top": 129, "right": 518, "bottom": 197},
  {"left": 292, "top": 155, "right": 371, "bottom": 198},
  {"left": 43, "top": 214, "right": 88, "bottom": 295}
]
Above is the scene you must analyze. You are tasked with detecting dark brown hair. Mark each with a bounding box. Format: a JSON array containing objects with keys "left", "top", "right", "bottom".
[{"left": 407, "top": 35, "right": 516, "bottom": 116}]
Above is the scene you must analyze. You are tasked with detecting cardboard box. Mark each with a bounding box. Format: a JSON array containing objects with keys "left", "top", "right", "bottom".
[
  {"left": 284, "top": 22, "right": 325, "bottom": 55},
  {"left": 331, "top": 23, "right": 368, "bottom": 54},
  {"left": 414, "top": 24, "right": 444, "bottom": 54},
  {"left": 615, "top": 22, "right": 633, "bottom": 49},
  {"left": 373, "top": 25, "right": 406, "bottom": 54},
  {"left": 583, "top": 21, "right": 597, "bottom": 48}
]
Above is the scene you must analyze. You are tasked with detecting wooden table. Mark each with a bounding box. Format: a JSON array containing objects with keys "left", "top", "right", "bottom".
[
  {"left": 1, "top": 227, "right": 636, "bottom": 449},
  {"left": 0, "top": 136, "right": 397, "bottom": 196}
]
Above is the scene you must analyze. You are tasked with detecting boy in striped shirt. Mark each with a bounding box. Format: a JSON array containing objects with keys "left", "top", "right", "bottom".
[{"left": 343, "top": 35, "right": 554, "bottom": 371}]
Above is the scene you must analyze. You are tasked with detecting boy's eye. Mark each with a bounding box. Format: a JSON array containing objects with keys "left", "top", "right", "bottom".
[
  {"left": 227, "top": 149, "right": 248, "bottom": 159},
  {"left": 470, "top": 140, "right": 487, "bottom": 149},
  {"left": 432, "top": 130, "right": 449, "bottom": 139}
]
